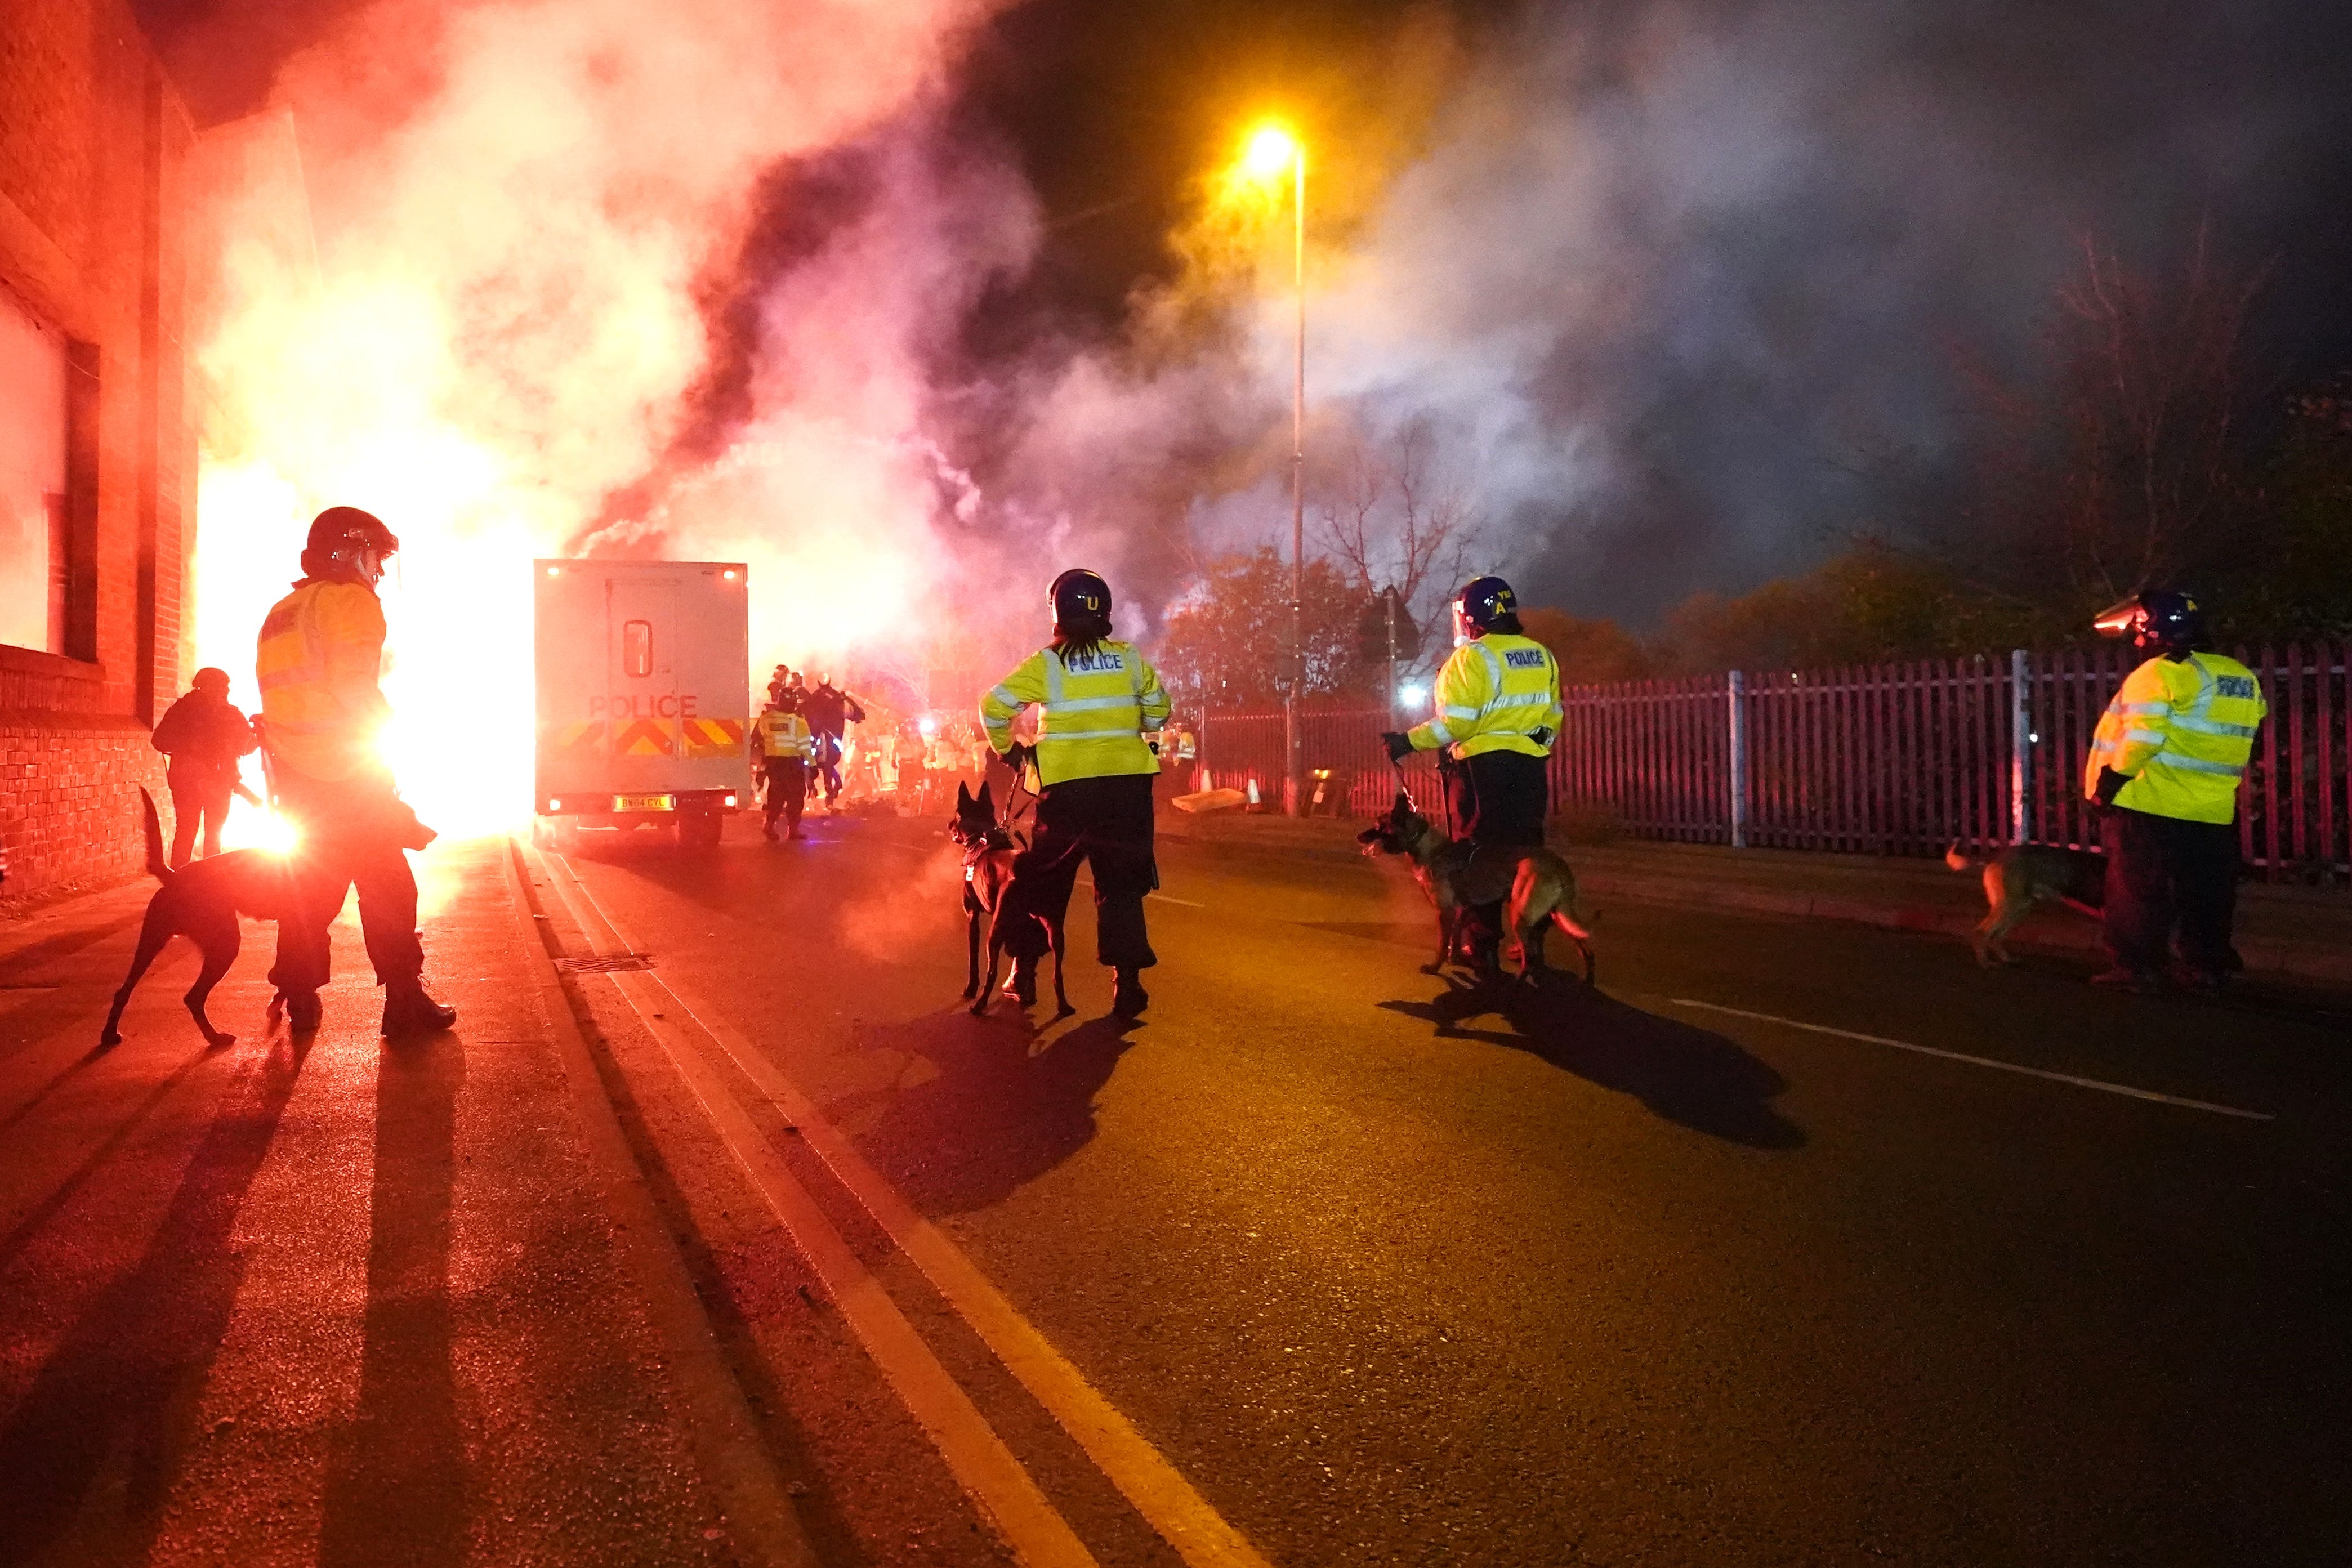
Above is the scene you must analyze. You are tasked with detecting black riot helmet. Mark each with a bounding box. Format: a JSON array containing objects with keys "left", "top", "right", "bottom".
[
  {"left": 1050, "top": 569, "right": 1113, "bottom": 624},
  {"left": 1050, "top": 568, "right": 1115, "bottom": 661},
  {"left": 1453, "top": 574, "right": 1521, "bottom": 638},
  {"left": 2094, "top": 588, "right": 2206, "bottom": 656},
  {"left": 302, "top": 506, "right": 399, "bottom": 587}
]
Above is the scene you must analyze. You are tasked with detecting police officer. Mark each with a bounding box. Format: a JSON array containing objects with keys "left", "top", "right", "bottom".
[
  {"left": 2084, "top": 589, "right": 2266, "bottom": 991},
  {"left": 980, "top": 569, "right": 1172, "bottom": 1018},
  {"left": 255, "top": 507, "right": 454, "bottom": 1037},
  {"left": 752, "top": 689, "right": 814, "bottom": 840},
  {"left": 150, "top": 666, "right": 261, "bottom": 866},
  {"left": 1382, "top": 575, "right": 1563, "bottom": 972}
]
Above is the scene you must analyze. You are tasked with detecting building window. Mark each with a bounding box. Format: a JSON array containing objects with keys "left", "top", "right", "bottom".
[{"left": 0, "top": 288, "right": 69, "bottom": 654}]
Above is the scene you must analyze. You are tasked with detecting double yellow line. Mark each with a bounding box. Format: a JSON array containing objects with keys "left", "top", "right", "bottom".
[{"left": 522, "top": 839, "right": 1273, "bottom": 1568}]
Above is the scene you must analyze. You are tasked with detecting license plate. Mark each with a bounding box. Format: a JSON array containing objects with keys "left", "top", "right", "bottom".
[{"left": 614, "top": 793, "right": 675, "bottom": 812}]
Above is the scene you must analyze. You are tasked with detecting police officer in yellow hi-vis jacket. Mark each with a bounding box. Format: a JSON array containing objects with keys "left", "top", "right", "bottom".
[
  {"left": 256, "top": 507, "right": 453, "bottom": 1038},
  {"left": 1381, "top": 574, "right": 1563, "bottom": 968},
  {"left": 752, "top": 690, "right": 815, "bottom": 840},
  {"left": 2083, "top": 588, "right": 2266, "bottom": 991},
  {"left": 980, "top": 569, "right": 1172, "bottom": 1018}
]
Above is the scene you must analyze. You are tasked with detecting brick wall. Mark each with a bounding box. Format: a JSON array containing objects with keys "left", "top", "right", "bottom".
[
  {"left": 1, "top": 0, "right": 194, "bottom": 904},
  {"left": 0, "top": 713, "right": 166, "bottom": 901}
]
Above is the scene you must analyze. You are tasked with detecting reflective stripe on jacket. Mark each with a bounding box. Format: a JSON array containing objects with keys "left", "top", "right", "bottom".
[
  {"left": 980, "top": 640, "right": 1171, "bottom": 787},
  {"left": 754, "top": 709, "right": 814, "bottom": 758},
  {"left": 1406, "top": 633, "right": 1564, "bottom": 760},
  {"left": 255, "top": 579, "right": 390, "bottom": 782},
  {"left": 2083, "top": 651, "right": 2265, "bottom": 825}
]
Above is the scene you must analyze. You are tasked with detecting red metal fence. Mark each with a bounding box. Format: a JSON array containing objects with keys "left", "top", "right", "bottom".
[{"left": 1196, "top": 640, "right": 2352, "bottom": 884}]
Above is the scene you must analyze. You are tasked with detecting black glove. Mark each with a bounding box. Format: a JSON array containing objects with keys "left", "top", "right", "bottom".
[
  {"left": 1005, "top": 741, "right": 1037, "bottom": 775},
  {"left": 2094, "top": 765, "right": 2130, "bottom": 807},
  {"left": 1381, "top": 731, "right": 1414, "bottom": 765},
  {"left": 1530, "top": 726, "right": 1552, "bottom": 747}
]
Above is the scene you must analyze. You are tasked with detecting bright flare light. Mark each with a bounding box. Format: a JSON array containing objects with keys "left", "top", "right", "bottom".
[
  {"left": 1400, "top": 683, "right": 1428, "bottom": 707},
  {"left": 1240, "top": 124, "right": 1302, "bottom": 182}
]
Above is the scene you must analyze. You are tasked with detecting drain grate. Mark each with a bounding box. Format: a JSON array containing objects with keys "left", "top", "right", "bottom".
[{"left": 556, "top": 953, "right": 654, "bottom": 974}]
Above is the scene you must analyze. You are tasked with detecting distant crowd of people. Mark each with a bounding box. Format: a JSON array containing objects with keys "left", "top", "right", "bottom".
[{"left": 749, "top": 664, "right": 1002, "bottom": 840}]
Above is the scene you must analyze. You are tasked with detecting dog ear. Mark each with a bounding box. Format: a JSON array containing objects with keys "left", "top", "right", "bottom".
[
  {"left": 957, "top": 781, "right": 972, "bottom": 807},
  {"left": 978, "top": 781, "right": 994, "bottom": 812}
]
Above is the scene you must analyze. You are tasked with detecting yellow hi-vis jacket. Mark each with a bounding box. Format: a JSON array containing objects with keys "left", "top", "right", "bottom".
[
  {"left": 255, "top": 578, "right": 391, "bottom": 782},
  {"left": 1407, "top": 633, "right": 1564, "bottom": 760},
  {"left": 2084, "top": 651, "right": 2265, "bottom": 824},
  {"left": 981, "top": 640, "right": 1171, "bottom": 787},
  {"left": 753, "top": 708, "right": 813, "bottom": 759}
]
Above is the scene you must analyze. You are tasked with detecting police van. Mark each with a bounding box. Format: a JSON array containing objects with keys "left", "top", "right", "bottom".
[{"left": 533, "top": 559, "right": 752, "bottom": 849}]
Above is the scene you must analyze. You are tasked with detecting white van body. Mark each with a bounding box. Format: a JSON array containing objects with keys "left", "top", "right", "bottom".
[{"left": 533, "top": 559, "right": 751, "bottom": 846}]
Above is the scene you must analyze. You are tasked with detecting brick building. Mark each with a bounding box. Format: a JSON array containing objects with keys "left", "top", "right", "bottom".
[{"left": 1, "top": 0, "right": 196, "bottom": 902}]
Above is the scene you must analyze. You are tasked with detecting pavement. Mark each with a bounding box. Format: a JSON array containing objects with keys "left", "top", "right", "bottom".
[{"left": 2, "top": 806, "right": 2347, "bottom": 1566}]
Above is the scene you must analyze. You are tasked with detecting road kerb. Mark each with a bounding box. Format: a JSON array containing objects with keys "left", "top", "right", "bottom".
[{"left": 502, "top": 840, "right": 821, "bottom": 1568}]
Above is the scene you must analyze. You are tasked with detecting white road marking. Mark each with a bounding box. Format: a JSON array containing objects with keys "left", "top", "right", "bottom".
[
  {"left": 1668, "top": 998, "right": 2274, "bottom": 1122},
  {"left": 532, "top": 843, "right": 1274, "bottom": 1568}
]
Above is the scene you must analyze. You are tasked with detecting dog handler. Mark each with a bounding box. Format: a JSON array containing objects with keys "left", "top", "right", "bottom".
[
  {"left": 255, "top": 506, "right": 456, "bottom": 1038},
  {"left": 980, "top": 569, "right": 1172, "bottom": 1018},
  {"left": 1382, "top": 575, "right": 1564, "bottom": 971},
  {"left": 2083, "top": 588, "right": 2265, "bottom": 991},
  {"left": 753, "top": 690, "right": 814, "bottom": 839}
]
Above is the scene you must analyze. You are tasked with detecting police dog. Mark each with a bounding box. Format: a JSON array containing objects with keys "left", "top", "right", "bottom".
[
  {"left": 950, "top": 781, "right": 1071, "bottom": 1018},
  {"left": 1944, "top": 841, "right": 2106, "bottom": 966},
  {"left": 1357, "top": 792, "right": 1594, "bottom": 985},
  {"left": 101, "top": 787, "right": 297, "bottom": 1049}
]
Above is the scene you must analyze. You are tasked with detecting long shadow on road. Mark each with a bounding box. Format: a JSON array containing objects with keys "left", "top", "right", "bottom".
[
  {"left": 0, "top": 1031, "right": 311, "bottom": 1565},
  {"left": 831, "top": 1008, "right": 1142, "bottom": 1215},
  {"left": 317, "top": 1033, "right": 466, "bottom": 1568},
  {"left": 1381, "top": 976, "right": 1805, "bottom": 1149}
]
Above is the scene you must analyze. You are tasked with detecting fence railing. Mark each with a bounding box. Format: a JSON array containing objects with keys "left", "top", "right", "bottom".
[{"left": 1194, "top": 641, "right": 2352, "bottom": 884}]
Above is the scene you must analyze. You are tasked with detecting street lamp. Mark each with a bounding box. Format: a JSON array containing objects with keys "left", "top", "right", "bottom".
[{"left": 1237, "top": 122, "right": 1306, "bottom": 814}]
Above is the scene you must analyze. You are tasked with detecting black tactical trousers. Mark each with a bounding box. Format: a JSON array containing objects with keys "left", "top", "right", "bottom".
[
  {"left": 762, "top": 756, "right": 805, "bottom": 830},
  {"left": 1005, "top": 773, "right": 1158, "bottom": 970},
  {"left": 1444, "top": 751, "right": 1550, "bottom": 954},
  {"left": 167, "top": 774, "right": 233, "bottom": 868},
  {"left": 2100, "top": 805, "right": 2241, "bottom": 975},
  {"left": 267, "top": 764, "right": 427, "bottom": 994}
]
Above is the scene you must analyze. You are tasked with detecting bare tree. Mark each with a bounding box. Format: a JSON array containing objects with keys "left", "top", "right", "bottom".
[
  {"left": 1955, "top": 225, "right": 2271, "bottom": 615},
  {"left": 1314, "top": 421, "right": 1481, "bottom": 640}
]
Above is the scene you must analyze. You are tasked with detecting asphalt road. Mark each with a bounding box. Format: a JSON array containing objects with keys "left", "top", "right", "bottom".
[
  {"left": 544, "top": 805, "right": 2350, "bottom": 1567},
  {"left": 2, "top": 805, "right": 2346, "bottom": 1566}
]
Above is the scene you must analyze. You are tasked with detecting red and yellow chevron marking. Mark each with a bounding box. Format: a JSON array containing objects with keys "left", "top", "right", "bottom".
[
  {"left": 680, "top": 716, "right": 744, "bottom": 757},
  {"left": 542, "top": 720, "right": 605, "bottom": 752},
  {"left": 612, "top": 717, "right": 674, "bottom": 757}
]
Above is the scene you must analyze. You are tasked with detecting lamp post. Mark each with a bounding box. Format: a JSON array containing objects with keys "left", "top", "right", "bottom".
[{"left": 1241, "top": 124, "right": 1306, "bottom": 815}]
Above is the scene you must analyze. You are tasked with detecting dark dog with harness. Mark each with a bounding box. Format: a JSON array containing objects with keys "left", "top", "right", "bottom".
[
  {"left": 102, "top": 787, "right": 296, "bottom": 1049},
  {"left": 950, "top": 780, "right": 1072, "bottom": 1017},
  {"left": 1358, "top": 791, "right": 1595, "bottom": 985}
]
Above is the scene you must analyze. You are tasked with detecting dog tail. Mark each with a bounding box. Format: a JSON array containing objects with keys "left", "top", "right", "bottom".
[
  {"left": 1943, "top": 842, "right": 1977, "bottom": 873},
  {"left": 139, "top": 786, "right": 172, "bottom": 884}
]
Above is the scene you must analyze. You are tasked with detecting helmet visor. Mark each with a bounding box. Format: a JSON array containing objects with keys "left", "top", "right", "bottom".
[{"left": 2091, "top": 595, "right": 2143, "bottom": 638}]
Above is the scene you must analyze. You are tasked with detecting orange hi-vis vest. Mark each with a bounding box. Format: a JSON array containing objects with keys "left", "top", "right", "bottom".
[{"left": 255, "top": 578, "right": 391, "bottom": 783}]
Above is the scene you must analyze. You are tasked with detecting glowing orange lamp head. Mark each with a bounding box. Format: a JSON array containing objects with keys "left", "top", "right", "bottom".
[{"left": 1239, "top": 124, "right": 1301, "bottom": 182}]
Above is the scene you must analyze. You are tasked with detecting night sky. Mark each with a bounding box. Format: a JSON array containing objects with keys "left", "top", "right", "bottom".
[{"left": 140, "top": 0, "right": 2352, "bottom": 624}]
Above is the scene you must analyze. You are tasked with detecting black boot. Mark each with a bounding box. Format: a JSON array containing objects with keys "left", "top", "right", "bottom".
[
  {"left": 1004, "top": 956, "right": 1038, "bottom": 1007},
  {"left": 382, "top": 980, "right": 457, "bottom": 1039},
  {"left": 283, "top": 990, "right": 322, "bottom": 1033},
  {"left": 1112, "top": 967, "right": 1149, "bottom": 1019}
]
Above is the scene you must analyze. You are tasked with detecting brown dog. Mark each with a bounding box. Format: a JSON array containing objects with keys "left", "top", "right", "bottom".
[
  {"left": 102, "top": 787, "right": 297, "bottom": 1048},
  {"left": 1944, "top": 841, "right": 2106, "bottom": 966},
  {"left": 1358, "top": 792, "right": 1594, "bottom": 984},
  {"left": 950, "top": 781, "right": 1071, "bottom": 1018}
]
